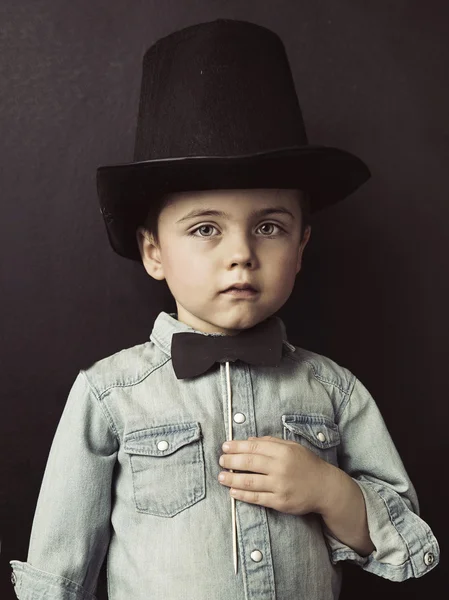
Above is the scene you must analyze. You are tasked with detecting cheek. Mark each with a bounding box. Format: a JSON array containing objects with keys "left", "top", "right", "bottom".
[
  {"left": 271, "top": 262, "right": 297, "bottom": 287},
  {"left": 263, "top": 243, "right": 299, "bottom": 273},
  {"left": 162, "top": 244, "right": 207, "bottom": 285}
]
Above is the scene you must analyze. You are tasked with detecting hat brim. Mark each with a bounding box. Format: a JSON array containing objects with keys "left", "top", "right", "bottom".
[{"left": 96, "top": 146, "right": 371, "bottom": 261}]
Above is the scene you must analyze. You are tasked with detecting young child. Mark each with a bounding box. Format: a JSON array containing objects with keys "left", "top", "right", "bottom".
[{"left": 10, "top": 19, "right": 439, "bottom": 600}]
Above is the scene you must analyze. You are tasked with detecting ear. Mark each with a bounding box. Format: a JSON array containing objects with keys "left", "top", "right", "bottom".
[
  {"left": 135, "top": 227, "right": 166, "bottom": 281},
  {"left": 296, "top": 225, "right": 311, "bottom": 273}
]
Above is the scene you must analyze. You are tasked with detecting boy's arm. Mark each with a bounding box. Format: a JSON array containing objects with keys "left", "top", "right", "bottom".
[
  {"left": 10, "top": 370, "right": 118, "bottom": 599},
  {"left": 321, "top": 374, "right": 439, "bottom": 581},
  {"left": 317, "top": 461, "right": 375, "bottom": 556}
]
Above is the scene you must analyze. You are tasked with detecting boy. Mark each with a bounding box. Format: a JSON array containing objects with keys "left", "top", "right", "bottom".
[{"left": 10, "top": 18, "right": 439, "bottom": 600}]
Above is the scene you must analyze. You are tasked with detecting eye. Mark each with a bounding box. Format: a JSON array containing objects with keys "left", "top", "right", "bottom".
[
  {"left": 188, "top": 224, "right": 218, "bottom": 237},
  {"left": 258, "top": 222, "right": 284, "bottom": 236}
]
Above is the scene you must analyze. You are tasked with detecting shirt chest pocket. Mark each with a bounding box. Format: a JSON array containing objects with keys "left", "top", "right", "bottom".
[
  {"left": 123, "top": 421, "right": 206, "bottom": 517},
  {"left": 282, "top": 414, "right": 340, "bottom": 467}
]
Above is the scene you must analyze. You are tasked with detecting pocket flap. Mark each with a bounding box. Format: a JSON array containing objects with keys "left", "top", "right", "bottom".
[
  {"left": 282, "top": 414, "right": 340, "bottom": 449},
  {"left": 124, "top": 422, "right": 202, "bottom": 457}
]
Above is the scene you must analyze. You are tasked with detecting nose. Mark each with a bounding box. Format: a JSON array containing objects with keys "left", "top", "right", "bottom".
[{"left": 226, "top": 231, "right": 257, "bottom": 268}]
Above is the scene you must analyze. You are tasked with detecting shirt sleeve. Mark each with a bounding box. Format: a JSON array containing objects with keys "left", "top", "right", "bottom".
[
  {"left": 10, "top": 370, "right": 118, "bottom": 599},
  {"left": 322, "top": 375, "right": 440, "bottom": 581}
]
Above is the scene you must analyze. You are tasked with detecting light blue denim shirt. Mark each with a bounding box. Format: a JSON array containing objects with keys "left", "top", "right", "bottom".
[{"left": 10, "top": 311, "right": 439, "bottom": 599}]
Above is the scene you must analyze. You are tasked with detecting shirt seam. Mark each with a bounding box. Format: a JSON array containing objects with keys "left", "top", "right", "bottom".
[
  {"left": 82, "top": 357, "right": 173, "bottom": 444},
  {"left": 334, "top": 371, "right": 357, "bottom": 421},
  {"left": 79, "top": 369, "right": 120, "bottom": 443},
  {"left": 96, "top": 354, "right": 172, "bottom": 396},
  {"left": 285, "top": 352, "right": 352, "bottom": 417}
]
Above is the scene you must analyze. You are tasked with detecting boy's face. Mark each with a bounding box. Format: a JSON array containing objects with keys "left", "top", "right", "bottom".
[{"left": 136, "top": 189, "right": 311, "bottom": 335}]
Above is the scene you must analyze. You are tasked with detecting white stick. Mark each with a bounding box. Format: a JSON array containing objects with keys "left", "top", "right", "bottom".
[{"left": 225, "top": 361, "right": 238, "bottom": 575}]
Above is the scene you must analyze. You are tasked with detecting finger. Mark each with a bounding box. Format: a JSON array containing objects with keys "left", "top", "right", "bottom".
[
  {"left": 220, "top": 452, "right": 274, "bottom": 474},
  {"left": 218, "top": 471, "right": 272, "bottom": 492},
  {"left": 248, "top": 435, "right": 298, "bottom": 446},
  {"left": 229, "top": 487, "right": 276, "bottom": 509},
  {"left": 222, "top": 438, "right": 284, "bottom": 458}
]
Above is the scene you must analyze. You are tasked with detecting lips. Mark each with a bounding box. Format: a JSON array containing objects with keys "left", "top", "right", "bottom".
[{"left": 223, "top": 284, "right": 257, "bottom": 292}]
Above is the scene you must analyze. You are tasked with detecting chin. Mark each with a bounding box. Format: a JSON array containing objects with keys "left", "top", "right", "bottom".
[{"left": 218, "top": 312, "right": 269, "bottom": 333}]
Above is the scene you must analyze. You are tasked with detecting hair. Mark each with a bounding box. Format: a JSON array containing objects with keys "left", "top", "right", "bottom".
[{"left": 139, "top": 189, "right": 311, "bottom": 247}]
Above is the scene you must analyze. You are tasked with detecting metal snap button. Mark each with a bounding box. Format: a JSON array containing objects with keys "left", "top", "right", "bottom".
[
  {"left": 424, "top": 552, "right": 434, "bottom": 566},
  {"left": 157, "top": 440, "right": 169, "bottom": 451},
  {"left": 316, "top": 432, "right": 326, "bottom": 443},
  {"left": 250, "top": 549, "right": 263, "bottom": 562},
  {"left": 233, "top": 413, "right": 246, "bottom": 424}
]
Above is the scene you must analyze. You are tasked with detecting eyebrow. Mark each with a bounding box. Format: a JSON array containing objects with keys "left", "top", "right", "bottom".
[{"left": 176, "top": 206, "right": 296, "bottom": 224}]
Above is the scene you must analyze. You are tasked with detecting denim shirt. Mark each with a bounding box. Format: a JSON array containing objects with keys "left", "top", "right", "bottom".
[{"left": 10, "top": 311, "right": 439, "bottom": 599}]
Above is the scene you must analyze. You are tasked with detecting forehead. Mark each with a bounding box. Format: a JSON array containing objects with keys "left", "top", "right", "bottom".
[{"left": 161, "top": 188, "right": 302, "bottom": 212}]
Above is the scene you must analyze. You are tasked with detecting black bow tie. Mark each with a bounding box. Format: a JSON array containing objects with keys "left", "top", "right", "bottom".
[{"left": 171, "top": 317, "right": 284, "bottom": 379}]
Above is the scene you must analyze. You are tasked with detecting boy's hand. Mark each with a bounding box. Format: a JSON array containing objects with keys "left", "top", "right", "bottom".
[{"left": 218, "top": 435, "right": 333, "bottom": 516}]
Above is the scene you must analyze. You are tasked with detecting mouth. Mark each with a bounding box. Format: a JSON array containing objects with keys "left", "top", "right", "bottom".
[{"left": 221, "top": 285, "right": 259, "bottom": 297}]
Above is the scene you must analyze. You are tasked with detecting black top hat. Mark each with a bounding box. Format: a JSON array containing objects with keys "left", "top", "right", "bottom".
[{"left": 97, "top": 19, "right": 371, "bottom": 262}]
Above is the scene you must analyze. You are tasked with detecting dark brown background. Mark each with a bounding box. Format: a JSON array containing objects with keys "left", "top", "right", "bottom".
[{"left": 1, "top": 1, "right": 447, "bottom": 598}]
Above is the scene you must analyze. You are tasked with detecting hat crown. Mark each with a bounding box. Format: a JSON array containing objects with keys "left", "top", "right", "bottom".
[{"left": 133, "top": 19, "right": 308, "bottom": 161}]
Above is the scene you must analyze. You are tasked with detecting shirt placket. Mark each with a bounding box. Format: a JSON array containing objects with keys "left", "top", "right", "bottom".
[{"left": 222, "top": 360, "right": 276, "bottom": 600}]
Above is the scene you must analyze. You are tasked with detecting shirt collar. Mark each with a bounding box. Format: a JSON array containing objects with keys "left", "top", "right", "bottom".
[{"left": 150, "top": 311, "right": 296, "bottom": 358}]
